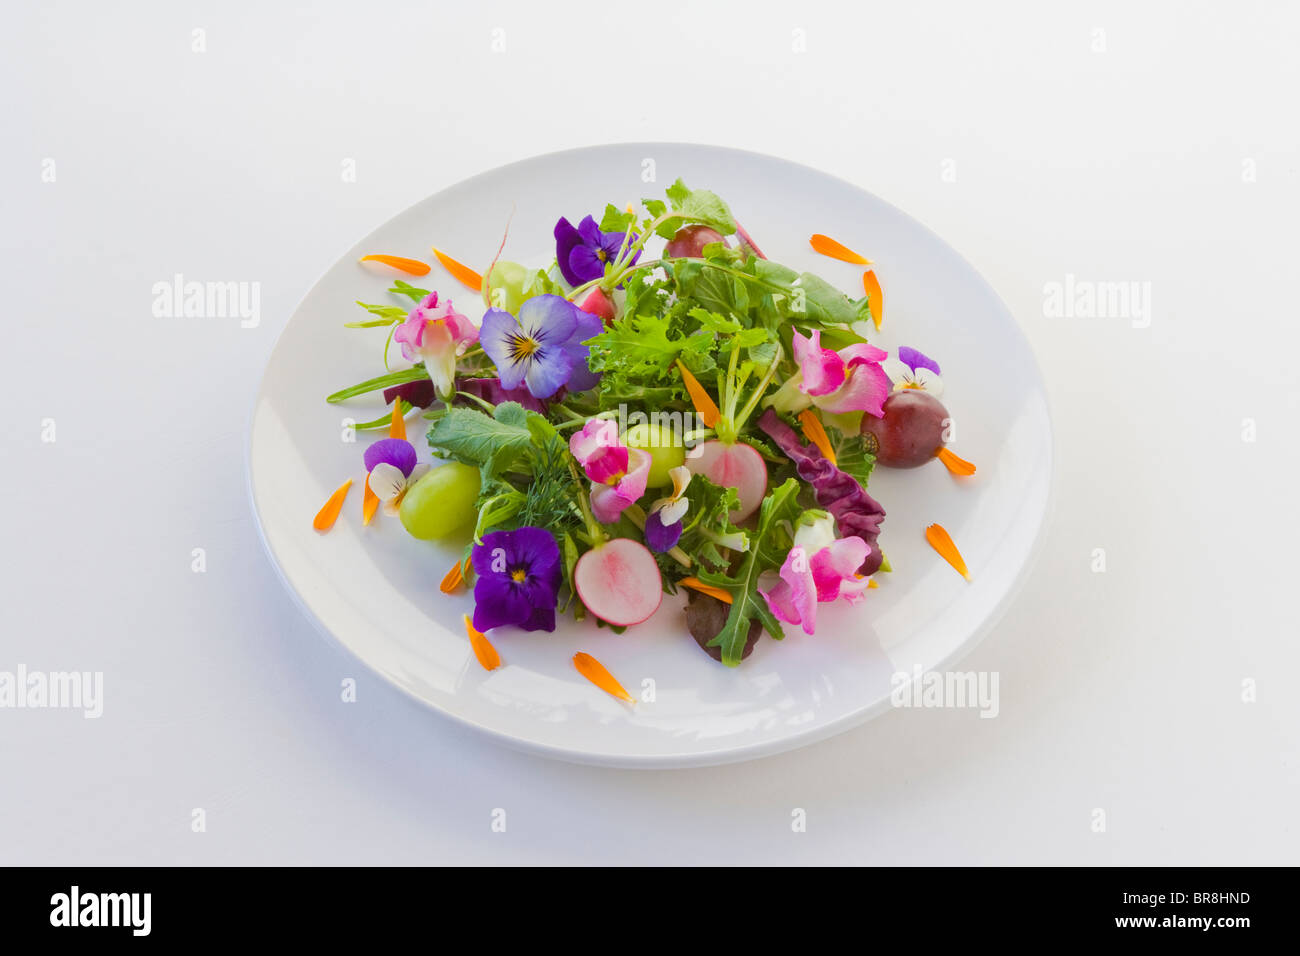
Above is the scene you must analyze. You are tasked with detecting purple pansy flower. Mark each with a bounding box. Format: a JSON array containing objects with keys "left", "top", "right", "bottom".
[
  {"left": 644, "top": 466, "right": 692, "bottom": 553},
  {"left": 471, "top": 527, "right": 563, "bottom": 633},
  {"left": 480, "top": 294, "right": 603, "bottom": 398},
  {"left": 882, "top": 346, "right": 943, "bottom": 396},
  {"left": 554, "top": 215, "right": 640, "bottom": 288},
  {"left": 363, "top": 437, "right": 429, "bottom": 515}
]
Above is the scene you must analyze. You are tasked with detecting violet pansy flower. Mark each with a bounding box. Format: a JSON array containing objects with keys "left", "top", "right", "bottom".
[
  {"left": 881, "top": 346, "right": 943, "bottom": 396},
  {"left": 569, "top": 419, "right": 651, "bottom": 524},
  {"left": 554, "top": 215, "right": 640, "bottom": 288},
  {"left": 759, "top": 512, "right": 872, "bottom": 636},
  {"left": 644, "top": 466, "right": 692, "bottom": 553},
  {"left": 391, "top": 292, "right": 478, "bottom": 402},
  {"left": 470, "top": 527, "right": 562, "bottom": 633},
  {"left": 363, "top": 437, "right": 429, "bottom": 515},
  {"left": 480, "top": 294, "right": 603, "bottom": 399}
]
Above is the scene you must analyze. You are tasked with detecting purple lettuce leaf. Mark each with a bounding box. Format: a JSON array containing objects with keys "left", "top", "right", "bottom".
[{"left": 757, "top": 408, "right": 886, "bottom": 575}]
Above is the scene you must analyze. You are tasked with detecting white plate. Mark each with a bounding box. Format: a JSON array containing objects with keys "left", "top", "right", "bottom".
[{"left": 247, "top": 144, "right": 1052, "bottom": 768}]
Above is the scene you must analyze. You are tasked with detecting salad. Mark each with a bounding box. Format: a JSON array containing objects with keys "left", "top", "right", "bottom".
[{"left": 314, "top": 179, "right": 976, "bottom": 684}]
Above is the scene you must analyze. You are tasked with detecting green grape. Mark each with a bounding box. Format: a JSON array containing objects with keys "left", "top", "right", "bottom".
[
  {"left": 484, "top": 260, "right": 530, "bottom": 314},
  {"left": 623, "top": 422, "right": 685, "bottom": 488},
  {"left": 399, "top": 462, "right": 480, "bottom": 540}
]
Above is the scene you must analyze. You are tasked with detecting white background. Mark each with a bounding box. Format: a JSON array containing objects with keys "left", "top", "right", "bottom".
[{"left": 3, "top": 0, "right": 1297, "bottom": 864}]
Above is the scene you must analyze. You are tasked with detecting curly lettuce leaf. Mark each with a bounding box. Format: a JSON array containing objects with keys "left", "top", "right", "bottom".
[{"left": 675, "top": 475, "right": 749, "bottom": 572}]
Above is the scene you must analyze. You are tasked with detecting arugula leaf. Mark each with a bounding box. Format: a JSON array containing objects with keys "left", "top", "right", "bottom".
[
  {"left": 696, "top": 478, "right": 802, "bottom": 665},
  {"left": 671, "top": 257, "right": 750, "bottom": 317},
  {"left": 598, "top": 203, "right": 637, "bottom": 234},
  {"left": 661, "top": 178, "right": 736, "bottom": 235}
]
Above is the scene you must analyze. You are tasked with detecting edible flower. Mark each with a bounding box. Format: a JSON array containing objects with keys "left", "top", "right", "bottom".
[
  {"left": 363, "top": 437, "right": 429, "bottom": 515},
  {"left": 392, "top": 292, "right": 478, "bottom": 401},
  {"left": 480, "top": 294, "right": 603, "bottom": 398},
  {"left": 768, "top": 329, "right": 892, "bottom": 418},
  {"left": 554, "top": 215, "right": 640, "bottom": 288},
  {"left": 760, "top": 511, "right": 872, "bottom": 635},
  {"left": 568, "top": 419, "right": 652, "bottom": 524},
  {"left": 882, "top": 346, "right": 943, "bottom": 396},
  {"left": 644, "top": 466, "right": 692, "bottom": 552},
  {"left": 470, "top": 527, "right": 563, "bottom": 633}
]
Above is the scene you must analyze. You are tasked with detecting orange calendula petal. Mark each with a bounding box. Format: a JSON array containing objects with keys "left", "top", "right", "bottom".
[
  {"left": 675, "top": 359, "right": 720, "bottom": 427},
  {"left": 678, "top": 577, "right": 734, "bottom": 604},
  {"left": 464, "top": 615, "right": 501, "bottom": 671},
  {"left": 360, "top": 254, "right": 430, "bottom": 276},
  {"left": 361, "top": 475, "right": 380, "bottom": 526},
  {"left": 389, "top": 401, "right": 406, "bottom": 441},
  {"left": 862, "top": 270, "right": 883, "bottom": 330},
  {"left": 572, "top": 652, "right": 635, "bottom": 704},
  {"left": 432, "top": 248, "right": 483, "bottom": 292},
  {"left": 936, "top": 447, "right": 976, "bottom": 477},
  {"left": 798, "top": 409, "right": 837, "bottom": 465},
  {"left": 925, "top": 523, "right": 971, "bottom": 581},
  {"left": 810, "top": 234, "right": 871, "bottom": 265},
  {"left": 440, "top": 560, "right": 465, "bottom": 594},
  {"left": 312, "top": 479, "right": 353, "bottom": 532}
]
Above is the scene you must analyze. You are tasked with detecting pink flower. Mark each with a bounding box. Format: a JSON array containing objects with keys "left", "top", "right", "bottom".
[
  {"left": 392, "top": 292, "right": 478, "bottom": 400},
  {"left": 790, "top": 329, "right": 892, "bottom": 417},
  {"left": 569, "top": 419, "right": 651, "bottom": 523},
  {"left": 760, "top": 512, "right": 872, "bottom": 635}
]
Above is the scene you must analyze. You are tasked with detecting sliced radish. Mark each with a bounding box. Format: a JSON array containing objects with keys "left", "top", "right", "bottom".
[
  {"left": 685, "top": 440, "right": 768, "bottom": 521},
  {"left": 573, "top": 538, "right": 663, "bottom": 626},
  {"left": 665, "top": 225, "right": 724, "bottom": 259}
]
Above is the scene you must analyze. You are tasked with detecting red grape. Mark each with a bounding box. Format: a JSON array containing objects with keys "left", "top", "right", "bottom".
[{"left": 860, "top": 391, "right": 950, "bottom": 468}]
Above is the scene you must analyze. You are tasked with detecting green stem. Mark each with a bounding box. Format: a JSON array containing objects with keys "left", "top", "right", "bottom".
[
  {"left": 454, "top": 390, "right": 496, "bottom": 413},
  {"left": 568, "top": 460, "right": 606, "bottom": 544},
  {"left": 733, "top": 342, "right": 784, "bottom": 433},
  {"left": 353, "top": 400, "right": 412, "bottom": 431},
  {"left": 716, "top": 345, "right": 742, "bottom": 443},
  {"left": 326, "top": 366, "right": 426, "bottom": 403}
]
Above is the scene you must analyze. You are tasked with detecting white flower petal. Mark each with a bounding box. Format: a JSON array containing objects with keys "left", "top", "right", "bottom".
[
  {"left": 660, "top": 496, "right": 689, "bottom": 526},
  {"left": 367, "top": 462, "right": 407, "bottom": 501},
  {"left": 668, "top": 466, "right": 692, "bottom": 500},
  {"left": 913, "top": 367, "right": 943, "bottom": 396},
  {"left": 880, "top": 357, "right": 913, "bottom": 389}
]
